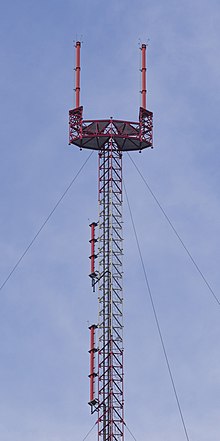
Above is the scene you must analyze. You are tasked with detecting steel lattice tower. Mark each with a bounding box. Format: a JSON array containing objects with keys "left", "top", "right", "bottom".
[{"left": 69, "top": 41, "right": 153, "bottom": 441}]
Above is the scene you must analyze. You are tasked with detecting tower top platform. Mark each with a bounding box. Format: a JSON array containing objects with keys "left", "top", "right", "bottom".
[{"left": 69, "top": 106, "right": 153, "bottom": 152}]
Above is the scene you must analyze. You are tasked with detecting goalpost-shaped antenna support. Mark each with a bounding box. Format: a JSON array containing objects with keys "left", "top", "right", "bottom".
[{"left": 69, "top": 41, "right": 153, "bottom": 441}]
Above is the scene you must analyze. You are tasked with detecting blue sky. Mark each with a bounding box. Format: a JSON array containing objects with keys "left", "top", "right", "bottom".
[{"left": 0, "top": 0, "right": 220, "bottom": 440}]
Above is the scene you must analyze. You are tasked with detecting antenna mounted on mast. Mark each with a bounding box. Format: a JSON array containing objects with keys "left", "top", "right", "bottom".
[{"left": 69, "top": 41, "right": 153, "bottom": 441}]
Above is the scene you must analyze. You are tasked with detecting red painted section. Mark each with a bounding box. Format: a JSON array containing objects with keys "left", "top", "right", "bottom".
[
  {"left": 141, "top": 43, "right": 147, "bottom": 109},
  {"left": 75, "top": 41, "right": 81, "bottom": 108},
  {"left": 89, "top": 324, "right": 97, "bottom": 403},
  {"left": 89, "top": 222, "right": 97, "bottom": 275},
  {"left": 91, "top": 223, "right": 95, "bottom": 273}
]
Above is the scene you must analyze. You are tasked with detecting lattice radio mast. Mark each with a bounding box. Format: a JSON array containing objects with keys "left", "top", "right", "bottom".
[{"left": 69, "top": 41, "right": 153, "bottom": 441}]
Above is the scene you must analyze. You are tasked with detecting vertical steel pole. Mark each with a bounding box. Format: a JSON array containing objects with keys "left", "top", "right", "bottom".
[
  {"left": 141, "top": 43, "right": 147, "bottom": 109},
  {"left": 89, "top": 324, "right": 98, "bottom": 404},
  {"left": 75, "top": 41, "right": 81, "bottom": 108},
  {"left": 89, "top": 222, "right": 98, "bottom": 276}
]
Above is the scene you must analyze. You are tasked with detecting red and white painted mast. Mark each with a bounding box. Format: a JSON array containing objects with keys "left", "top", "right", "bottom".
[{"left": 69, "top": 41, "right": 153, "bottom": 441}]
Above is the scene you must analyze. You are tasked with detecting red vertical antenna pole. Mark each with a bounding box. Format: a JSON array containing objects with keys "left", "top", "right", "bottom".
[
  {"left": 89, "top": 222, "right": 97, "bottom": 276},
  {"left": 141, "top": 43, "right": 147, "bottom": 109},
  {"left": 88, "top": 324, "right": 98, "bottom": 406},
  {"left": 75, "top": 41, "right": 81, "bottom": 108}
]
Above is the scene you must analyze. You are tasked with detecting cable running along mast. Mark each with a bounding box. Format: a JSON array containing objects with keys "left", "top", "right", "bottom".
[{"left": 69, "top": 41, "right": 153, "bottom": 441}]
